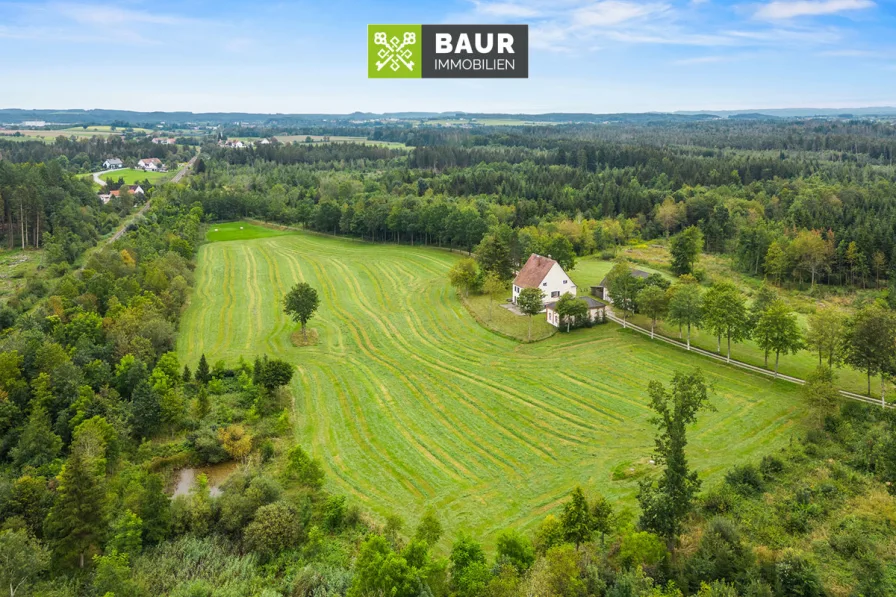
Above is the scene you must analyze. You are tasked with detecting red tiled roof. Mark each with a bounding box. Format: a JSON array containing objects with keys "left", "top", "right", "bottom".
[{"left": 513, "top": 253, "right": 558, "bottom": 288}]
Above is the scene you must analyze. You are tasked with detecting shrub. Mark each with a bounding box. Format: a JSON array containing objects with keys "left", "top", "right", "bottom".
[
  {"left": 725, "top": 464, "right": 764, "bottom": 497},
  {"left": 774, "top": 550, "right": 822, "bottom": 597},
  {"left": 701, "top": 486, "right": 736, "bottom": 515},
  {"left": 243, "top": 501, "right": 303, "bottom": 557},
  {"left": 759, "top": 455, "right": 784, "bottom": 479}
]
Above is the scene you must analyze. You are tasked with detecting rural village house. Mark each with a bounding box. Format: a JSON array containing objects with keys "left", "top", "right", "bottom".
[
  {"left": 151, "top": 137, "right": 177, "bottom": 145},
  {"left": 98, "top": 185, "right": 144, "bottom": 204},
  {"left": 102, "top": 158, "right": 123, "bottom": 169},
  {"left": 137, "top": 158, "right": 165, "bottom": 171},
  {"left": 592, "top": 269, "right": 651, "bottom": 302},
  {"left": 512, "top": 253, "right": 576, "bottom": 308},
  {"left": 545, "top": 296, "right": 607, "bottom": 328}
]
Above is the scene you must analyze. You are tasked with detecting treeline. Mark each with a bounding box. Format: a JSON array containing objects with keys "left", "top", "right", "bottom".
[
  {"left": 0, "top": 136, "right": 190, "bottom": 173},
  {"left": 206, "top": 141, "right": 407, "bottom": 167},
  {"left": 0, "top": 160, "right": 125, "bottom": 260}
]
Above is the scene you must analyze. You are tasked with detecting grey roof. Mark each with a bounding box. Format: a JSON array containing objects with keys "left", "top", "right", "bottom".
[
  {"left": 545, "top": 296, "right": 607, "bottom": 310},
  {"left": 104, "top": 158, "right": 122, "bottom": 165},
  {"left": 598, "top": 269, "right": 651, "bottom": 288}
]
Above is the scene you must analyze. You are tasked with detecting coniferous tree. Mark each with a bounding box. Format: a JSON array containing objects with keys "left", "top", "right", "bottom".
[
  {"left": 195, "top": 354, "right": 211, "bottom": 385},
  {"left": 130, "top": 380, "right": 161, "bottom": 439},
  {"left": 11, "top": 405, "right": 62, "bottom": 470},
  {"left": 45, "top": 447, "right": 108, "bottom": 568}
]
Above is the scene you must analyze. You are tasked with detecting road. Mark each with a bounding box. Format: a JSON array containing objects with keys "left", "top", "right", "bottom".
[
  {"left": 92, "top": 168, "right": 116, "bottom": 186},
  {"left": 605, "top": 310, "right": 891, "bottom": 409}
]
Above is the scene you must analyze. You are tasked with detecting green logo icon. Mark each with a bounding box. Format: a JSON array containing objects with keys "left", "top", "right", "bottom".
[{"left": 368, "top": 24, "right": 422, "bottom": 78}]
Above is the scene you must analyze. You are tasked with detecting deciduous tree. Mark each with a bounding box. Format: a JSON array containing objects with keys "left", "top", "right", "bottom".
[
  {"left": 516, "top": 287, "right": 544, "bottom": 341},
  {"left": 283, "top": 282, "right": 320, "bottom": 341},
  {"left": 448, "top": 258, "right": 479, "bottom": 298},
  {"left": 638, "top": 369, "right": 713, "bottom": 547},
  {"left": 636, "top": 284, "right": 668, "bottom": 339},
  {"left": 670, "top": 226, "right": 704, "bottom": 276},
  {"left": 702, "top": 282, "right": 751, "bottom": 362},
  {"left": 667, "top": 280, "right": 703, "bottom": 350},
  {"left": 845, "top": 305, "right": 896, "bottom": 397},
  {"left": 754, "top": 300, "right": 803, "bottom": 376}
]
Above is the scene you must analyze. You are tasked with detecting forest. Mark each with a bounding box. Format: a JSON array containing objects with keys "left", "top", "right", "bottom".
[{"left": 1, "top": 117, "right": 896, "bottom": 596}]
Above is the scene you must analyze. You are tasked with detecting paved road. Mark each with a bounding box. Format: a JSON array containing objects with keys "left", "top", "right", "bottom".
[
  {"left": 605, "top": 310, "right": 891, "bottom": 409},
  {"left": 92, "top": 168, "right": 117, "bottom": 187}
]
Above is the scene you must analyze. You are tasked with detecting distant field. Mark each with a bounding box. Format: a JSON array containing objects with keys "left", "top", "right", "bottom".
[
  {"left": 205, "top": 222, "right": 295, "bottom": 242},
  {"left": 178, "top": 226, "right": 808, "bottom": 544},
  {"left": 273, "top": 134, "right": 407, "bottom": 149},
  {"left": 101, "top": 168, "right": 174, "bottom": 185}
]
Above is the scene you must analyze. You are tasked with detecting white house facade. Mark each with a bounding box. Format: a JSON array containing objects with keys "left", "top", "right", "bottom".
[{"left": 511, "top": 253, "right": 577, "bottom": 307}]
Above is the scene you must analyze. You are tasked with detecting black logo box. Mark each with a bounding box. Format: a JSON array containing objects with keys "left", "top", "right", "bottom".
[{"left": 421, "top": 25, "right": 528, "bottom": 79}]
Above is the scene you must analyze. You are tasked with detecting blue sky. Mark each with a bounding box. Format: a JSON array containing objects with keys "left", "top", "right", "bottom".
[{"left": 0, "top": 0, "right": 894, "bottom": 113}]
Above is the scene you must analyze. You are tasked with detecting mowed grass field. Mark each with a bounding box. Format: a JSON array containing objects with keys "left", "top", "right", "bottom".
[
  {"left": 101, "top": 168, "right": 174, "bottom": 185},
  {"left": 178, "top": 224, "right": 808, "bottom": 542}
]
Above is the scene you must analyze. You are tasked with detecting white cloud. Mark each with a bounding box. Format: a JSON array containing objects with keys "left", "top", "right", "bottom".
[
  {"left": 474, "top": 1, "right": 542, "bottom": 18},
  {"left": 754, "top": 0, "right": 875, "bottom": 20},
  {"left": 572, "top": 1, "right": 669, "bottom": 27}
]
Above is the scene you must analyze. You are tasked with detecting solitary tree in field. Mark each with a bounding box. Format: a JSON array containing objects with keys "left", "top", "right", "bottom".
[
  {"left": 669, "top": 226, "right": 704, "bottom": 276},
  {"left": 636, "top": 285, "right": 668, "bottom": 339},
  {"left": 283, "top": 282, "right": 320, "bottom": 341},
  {"left": 638, "top": 369, "right": 713, "bottom": 548},
  {"left": 702, "top": 282, "right": 750, "bottom": 362},
  {"left": 666, "top": 280, "right": 703, "bottom": 350},
  {"left": 448, "top": 258, "right": 479, "bottom": 298},
  {"left": 481, "top": 271, "right": 505, "bottom": 322},
  {"left": 555, "top": 294, "right": 588, "bottom": 332},
  {"left": 516, "top": 287, "right": 544, "bottom": 341},
  {"left": 754, "top": 300, "right": 803, "bottom": 376}
]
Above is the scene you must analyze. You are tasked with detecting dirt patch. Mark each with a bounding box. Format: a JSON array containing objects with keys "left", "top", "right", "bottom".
[{"left": 291, "top": 328, "right": 320, "bottom": 347}]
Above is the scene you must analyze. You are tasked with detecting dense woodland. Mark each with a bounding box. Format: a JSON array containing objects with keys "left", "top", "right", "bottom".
[{"left": 1, "top": 118, "right": 896, "bottom": 596}]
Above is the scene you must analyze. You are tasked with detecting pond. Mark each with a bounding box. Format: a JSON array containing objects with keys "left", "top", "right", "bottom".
[{"left": 172, "top": 461, "right": 239, "bottom": 497}]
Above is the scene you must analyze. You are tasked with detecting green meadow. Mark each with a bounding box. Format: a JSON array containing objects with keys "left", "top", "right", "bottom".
[
  {"left": 101, "top": 168, "right": 174, "bottom": 185},
  {"left": 178, "top": 225, "right": 808, "bottom": 542}
]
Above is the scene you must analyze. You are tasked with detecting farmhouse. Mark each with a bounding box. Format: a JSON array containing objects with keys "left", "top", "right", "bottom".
[
  {"left": 102, "top": 158, "right": 123, "bottom": 169},
  {"left": 511, "top": 253, "right": 576, "bottom": 306},
  {"left": 109, "top": 185, "right": 145, "bottom": 198},
  {"left": 545, "top": 296, "right": 606, "bottom": 328},
  {"left": 137, "top": 158, "right": 165, "bottom": 171},
  {"left": 223, "top": 139, "right": 246, "bottom": 149},
  {"left": 98, "top": 192, "right": 112, "bottom": 204},
  {"left": 152, "top": 137, "right": 177, "bottom": 145},
  {"left": 592, "top": 269, "right": 650, "bottom": 302}
]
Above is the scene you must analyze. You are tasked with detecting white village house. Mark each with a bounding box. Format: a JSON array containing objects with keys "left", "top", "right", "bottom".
[
  {"left": 102, "top": 158, "right": 123, "bottom": 169},
  {"left": 137, "top": 158, "right": 165, "bottom": 171},
  {"left": 512, "top": 253, "right": 576, "bottom": 307}
]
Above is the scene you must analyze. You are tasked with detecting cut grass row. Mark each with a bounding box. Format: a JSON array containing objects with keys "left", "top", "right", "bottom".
[{"left": 177, "top": 224, "right": 809, "bottom": 544}]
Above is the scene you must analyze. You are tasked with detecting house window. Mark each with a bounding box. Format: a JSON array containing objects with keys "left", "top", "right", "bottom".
[
  {"left": 551, "top": 291, "right": 560, "bottom": 298},
  {"left": 513, "top": 285, "right": 519, "bottom": 293},
  {"left": 542, "top": 282, "right": 547, "bottom": 287},
  {"left": 563, "top": 280, "right": 567, "bottom": 284}
]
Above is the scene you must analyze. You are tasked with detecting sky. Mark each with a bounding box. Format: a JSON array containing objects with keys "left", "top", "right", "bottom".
[{"left": 0, "top": 0, "right": 894, "bottom": 113}]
